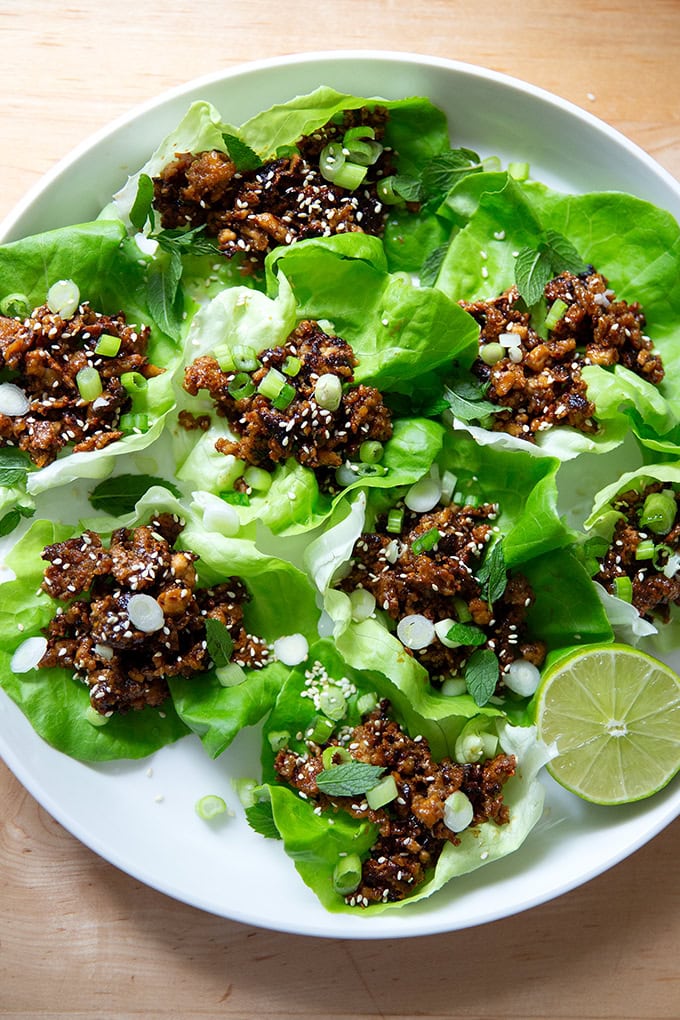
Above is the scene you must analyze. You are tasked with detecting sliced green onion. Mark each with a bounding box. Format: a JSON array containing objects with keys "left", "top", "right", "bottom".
[
  {"left": 319, "top": 141, "right": 346, "bottom": 182},
  {"left": 243, "top": 466, "right": 272, "bottom": 492},
  {"left": 376, "top": 176, "right": 404, "bottom": 205},
  {"left": 76, "top": 366, "right": 102, "bottom": 402},
  {"left": 227, "top": 372, "right": 255, "bottom": 400},
  {"left": 366, "top": 774, "right": 398, "bottom": 810},
  {"left": 282, "top": 355, "right": 301, "bottom": 377},
  {"left": 94, "top": 333, "right": 121, "bottom": 357},
  {"left": 411, "top": 526, "right": 440, "bottom": 555},
  {"left": 354, "top": 463, "right": 388, "bottom": 478},
  {"left": 272, "top": 381, "right": 296, "bottom": 410},
  {"left": 653, "top": 543, "right": 674, "bottom": 570},
  {"left": 343, "top": 125, "right": 376, "bottom": 143},
  {"left": 544, "top": 298, "right": 569, "bottom": 331},
  {"left": 439, "top": 470, "right": 457, "bottom": 506},
  {"left": 319, "top": 685, "right": 347, "bottom": 721},
  {"left": 357, "top": 691, "right": 379, "bottom": 716},
  {"left": 635, "top": 538, "right": 656, "bottom": 561},
  {"left": 213, "top": 344, "right": 235, "bottom": 371},
  {"left": 321, "top": 745, "right": 352, "bottom": 769},
  {"left": 481, "top": 155, "right": 502, "bottom": 172},
  {"left": 443, "top": 790, "right": 474, "bottom": 833},
  {"left": 216, "top": 662, "right": 247, "bottom": 687},
  {"left": 333, "top": 853, "right": 362, "bottom": 896},
  {"left": 232, "top": 777, "right": 259, "bottom": 808},
  {"left": 342, "top": 138, "right": 378, "bottom": 165},
  {"left": 454, "top": 719, "right": 498, "bottom": 764},
  {"left": 639, "top": 491, "right": 677, "bottom": 535},
  {"left": 307, "top": 715, "right": 335, "bottom": 745},
  {"left": 195, "top": 795, "right": 227, "bottom": 820},
  {"left": 314, "top": 373, "right": 343, "bottom": 411},
  {"left": 359, "top": 440, "right": 384, "bottom": 464},
  {"left": 349, "top": 588, "right": 376, "bottom": 622},
  {"left": 508, "top": 161, "right": 530, "bottom": 181},
  {"left": 268, "top": 730, "right": 290, "bottom": 752},
  {"left": 46, "top": 279, "right": 80, "bottom": 318},
  {"left": 257, "top": 366, "right": 287, "bottom": 400},
  {"left": 480, "top": 342, "right": 505, "bottom": 366},
  {"left": 440, "top": 676, "right": 467, "bottom": 697},
  {"left": 233, "top": 345, "right": 259, "bottom": 372},
  {"left": 504, "top": 658, "right": 541, "bottom": 697},
  {"left": 120, "top": 371, "right": 147, "bottom": 395},
  {"left": 453, "top": 597, "right": 472, "bottom": 623},
  {"left": 119, "top": 412, "right": 150, "bottom": 433},
  {"left": 332, "top": 161, "right": 368, "bottom": 190},
  {"left": 84, "top": 705, "right": 109, "bottom": 727},
  {"left": 614, "top": 576, "right": 633, "bottom": 602},
  {"left": 386, "top": 508, "right": 404, "bottom": 534},
  {"left": 0, "top": 292, "right": 30, "bottom": 318}
]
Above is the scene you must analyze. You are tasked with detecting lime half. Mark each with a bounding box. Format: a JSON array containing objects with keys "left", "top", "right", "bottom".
[{"left": 536, "top": 644, "right": 680, "bottom": 805}]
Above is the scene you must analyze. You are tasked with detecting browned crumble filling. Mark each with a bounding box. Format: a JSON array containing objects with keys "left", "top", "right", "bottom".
[
  {"left": 38, "top": 513, "right": 269, "bottom": 715},
  {"left": 152, "top": 108, "right": 394, "bottom": 262},
  {"left": 275, "top": 699, "right": 516, "bottom": 905},
  {"left": 595, "top": 483, "right": 680, "bottom": 622},
  {"left": 0, "top": 302, "right": 162, "bottom": 468},
  {"left": 339, "top": 502, "right": 545, "bottom": 684},
  {"left": 462, "top": 270, "right": 664, "bottom": 442},
  {"left": 182, "top": 319, "right": 393, "bottom": 478}
]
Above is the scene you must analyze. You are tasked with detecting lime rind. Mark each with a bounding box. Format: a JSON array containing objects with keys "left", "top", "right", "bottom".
[{"left": 536, "top": 644, "right": 680, "bottom": 805}]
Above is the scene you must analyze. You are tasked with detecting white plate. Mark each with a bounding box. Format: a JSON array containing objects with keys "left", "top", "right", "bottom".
[{"left": 1, "top": 51, "right": 679, "bottom": 939}]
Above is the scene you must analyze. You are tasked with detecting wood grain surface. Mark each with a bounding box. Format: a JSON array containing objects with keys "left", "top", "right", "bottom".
[{"left": 1, "top": 2, "right": 679, "bottom": 1018}]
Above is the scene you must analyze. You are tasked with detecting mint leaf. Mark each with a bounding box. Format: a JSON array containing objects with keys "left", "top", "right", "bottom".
[
  {"left": 420, "top": 243, "right": 449, "bottom": 287},
  {"left": 515, "top": 230, "right": 588, "bottom": 306},
  {"left": 155, "top": 224, "right": 218, "bottom": 258},
  {"left": 315, "top": 761, "right": 386, "bottom": 798},
  {"left": 420, "top": 148, "right": 482, "bottom": 201},
  {"left": 222, "top": 132, "right": 263, "bottom": 172},
  {"left": 477, "top": 541, "right": 507, "bottom": 604},
  {"left": 445, "top": 622, "right": 486, "bottom": 646},
  {"left": 0, "top": 448, "right": 31, "bottom": 489},
  {"left": 245, "top": 801, "right": 281, "bottom": 840},
  {"left": 204, "top": 618, "right": 234, "bottom": 668},
  {"left": 514, "top": 247, "right": 553, "bottom": 307},
  {"left": 393, "top": 175, "right": 424, "bottom": 203},
  {"left": 0, "top": 504, "right": 34, "bottom": 538},
  {"left": 130, "top": 173, "right": 154, "bottom": 231},
  {"left": 443, "top": 380, "right": 506, "bottom": 423},
  {"left": 89, "top": 474, "right": 181, "bottom": 515},
  {"left": 146, "top": 249, "right": 184, "bottom": 340},
  {"left": 543, "top": 230, "right": 588, "bottom": 275},
  {"left": 464, "top": 648, "right": 499, "bottom": 706}
]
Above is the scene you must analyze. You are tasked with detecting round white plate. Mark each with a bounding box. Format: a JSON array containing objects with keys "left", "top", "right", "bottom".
[{"left": 1, "top": 51, "right": 679, "bottom": 939}]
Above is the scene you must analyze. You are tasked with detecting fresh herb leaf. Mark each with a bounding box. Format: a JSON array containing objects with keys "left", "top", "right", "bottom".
[
  {"left": 155, "top": 224, "right": 218, "bottom": 258},
  {"left": 0, "top": 449, "right": 31, "bottom": 488},
  {"left": 89, "top": 474, "right": 181, "bottom": 515},
  {"left": 0, "top": 467, "right": 26, "bottom": 487},
  {"left": 393, "top": 175, "right": 424, "bottom": 203},
  {"left": 514, "top": 247, "right": 553, "bottom": 307},
  {"left": 204, "top": 618, "right": 235, "bottom": 668},
  {"left": 315, "top": 761, "right": 386, "bottom": 798},
  {"left": 146, "top": 249, "right": 184, "bottom": 340},
  {"left": 222, "top": 132, "right": 263, "bottom": 172},
  {"left": 515, "top": 230, "right": 588, "bottom": 306},
  {"left": 477, "top": 541, "right": 507, "bottom": 604},
  {"left": 420, "top": 243, "right": 449, "bottom": 287},
  {"left": 0, "top": 504, "right": 34, "bottom": 538},
  {"left": 445, "top": 622, "right": 486, "bottom": 646},
  {"left": 443, "top": 380, "right": 506, "bottom": 423},
  {"left": 245, "top": 801, "right": 281, "bottom": 840},
  {"left": 221, "top": 491, "right": 251, "bottom": 506},
  {"left": 130, "top": 173, "right": 154, "bottom": 232},
  {"left": 464, "top": 648, "right": 499, "bottom": 706},
  {"left": 420, "top": 149, "right": 482, "bottom": 201}
]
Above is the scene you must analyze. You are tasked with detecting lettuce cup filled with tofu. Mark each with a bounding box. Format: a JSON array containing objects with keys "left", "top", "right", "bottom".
[
  {"left": 0, "top": 486, "right": 317, "bottom": 761},
  {"left": 245, "top": 639, "right": 552, "bottom": 913}
]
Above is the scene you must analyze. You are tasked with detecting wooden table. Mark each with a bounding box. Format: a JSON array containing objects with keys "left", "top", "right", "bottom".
[{"left": 1, "top": 3, "right": 679, "bottom": 1017}]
